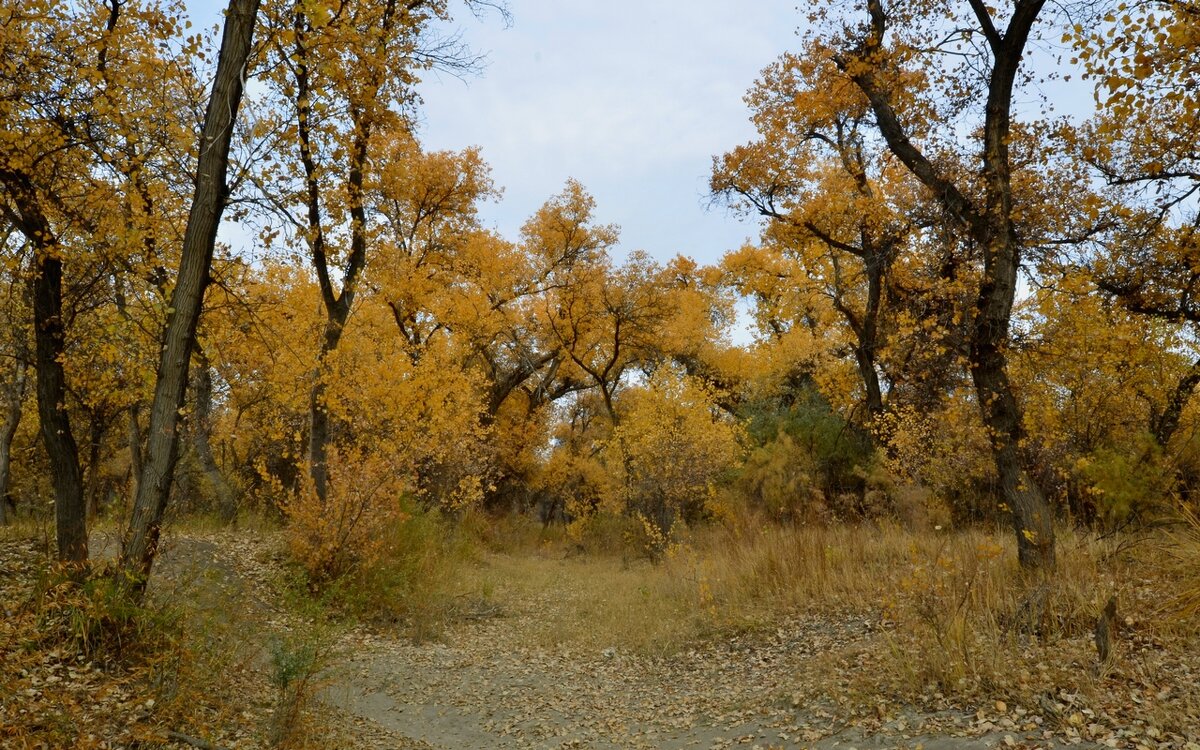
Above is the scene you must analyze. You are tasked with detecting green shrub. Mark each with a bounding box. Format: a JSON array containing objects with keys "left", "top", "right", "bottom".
[
  {"left": 743, "top": 385, "right": 874, "bottom": 502},
  {"left": 738, "top": 432, "right": 828, "bottom": 523},
  {"left": 266, "top": 629, "right": 327, "bottom": 746},
  {"left": 1076, "top": 437, "right": 1173, "bottom": 526}
]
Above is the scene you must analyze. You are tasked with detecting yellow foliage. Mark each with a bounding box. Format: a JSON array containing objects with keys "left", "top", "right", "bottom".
[
  {"left": 283, "top": 447, "right": 410, "bottom": 583},
  {"left": 606, "top": 372, "right": 744, "bottom": 535},
  {"left": 878, "top": 398, "right": 996, "bottom": 521}
]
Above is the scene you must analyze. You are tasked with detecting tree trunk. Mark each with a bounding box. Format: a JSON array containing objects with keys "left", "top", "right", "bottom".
[
  {"left": 858, "top": 247, "right": 886, "bottom": 419},
  {"left": 973, "top": 0, "right": 1054, "bottom": 568},
  {"left": 36, "top": 253, "right": 88, "bottom": 563},
  {"left": 0, "top": 358, "right": 26, "bottom": 526},
  {"left": 307, "top": 318, "right": 347, "bottom": 504},
  {"left": 1154, "top": 356, "right": 1200, "bottom": 448},
  {"left": 192, "top": 349, "right": 238, "bottom": 520},
  {"left": 6, "top": 182, "right": 90, "bottom": 564},
  {"left": 85, "top": 411, "right": 107, "bottom": 521},
  {"left": 120, "top": 0, "right": 260, "bottom": 582},
  {"left": 128, "top": 402, "right": 143, "bottom": 503},
  {"left": 971, "top": 316, "right": 1055, "bottom": 568}
]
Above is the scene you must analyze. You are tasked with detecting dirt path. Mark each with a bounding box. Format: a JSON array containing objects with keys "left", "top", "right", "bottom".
[
  {"left": 317, "top": 555, "right": 1090, "bottom": 750},
  {"left": 130, "top": 531, "right": 1098, "bottom": 750}
]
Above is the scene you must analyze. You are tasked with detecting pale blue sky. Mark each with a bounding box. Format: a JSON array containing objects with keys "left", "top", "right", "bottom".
[
  {"left": 190, "top": 0, "right": 800, "bottom": 265},
  {"left": 413, "top": 1, "right": 802, "bottom": 265}
]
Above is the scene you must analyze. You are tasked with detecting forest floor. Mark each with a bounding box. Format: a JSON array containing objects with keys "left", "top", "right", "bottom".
[{"left": 4, "top": 523, "right": 1199, "bottom": 749}]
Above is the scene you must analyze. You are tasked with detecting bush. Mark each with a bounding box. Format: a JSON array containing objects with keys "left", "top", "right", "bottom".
[
  {"left": 266, "top": 629, "right": 328, "bottom": 746},
  {"left": 877, "top": 399, "right": 997, "bottom": 524},
  {"left": 1075, "top": 438, "right": 1174, "bottom": 526},
  {"left": 743, "top": 385, "right": 874, "bottom": 502},
  {"left": 607, "top": 373, "right": 744, "bottom": 535},
  {"left": 289, "top": 498, "right": 476, "bottom": 639},
  {"left": 283, "top": 447, "right": 409, "bottom": 584},
  {"left": 738, "top": 432, "right": 828, "bottom": 523}
]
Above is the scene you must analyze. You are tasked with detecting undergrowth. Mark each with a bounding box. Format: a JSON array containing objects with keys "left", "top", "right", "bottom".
[
  {"left": 285, "top": 498, "right": 479, "bottom": 639},
  {"left": 0, "top": 523, "right": 292, "bottom": 749},
  {"left": 459, "top": 514, "right": 1199, "bottom": 734}
]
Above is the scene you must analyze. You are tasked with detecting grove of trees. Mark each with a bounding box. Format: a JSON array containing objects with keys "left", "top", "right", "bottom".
[{"left": 3, "top": 0, "right": 1200, "bottom": 587}]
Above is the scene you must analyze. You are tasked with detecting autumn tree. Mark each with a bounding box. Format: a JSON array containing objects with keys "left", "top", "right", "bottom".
[
  {"left": 547, "top": 250, "right": 672, "bottom": 425},
  {"left": 1012, "top": 270, "right": 1191, "bottom": 523},
  {"left": 607, "top": 370, "right": 744, "bottom": 538},
  {"left": 807, "top": 0, "right": 1080, "bottom": 567},
  {"left": 1073, "top": 1, "right": 1200, "bottom": 451},
  {"left": 256, "top": 0, "right": 505, "bottom": 505},
  {"left": 712, "top": 42, "right": 925, "bottom": 421}
]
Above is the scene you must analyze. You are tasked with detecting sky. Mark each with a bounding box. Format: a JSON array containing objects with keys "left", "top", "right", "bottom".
[
  {"left": 408, "top": 1, "right": 803, "bottom": 266},
  {"left": 182, "top": 0, "right": 805, "bottom": 266}
]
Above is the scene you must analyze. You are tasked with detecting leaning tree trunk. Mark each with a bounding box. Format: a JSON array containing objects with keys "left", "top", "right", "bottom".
[
  {"left": 970, "top": 276, "right": 1056, "bottom": 568},
  {"left": 971, "top": 0, "right": 1055, "bottom": 569},
  {"left": 1154, "top": 356, "right": 1200, "bottom": 449},
  {"left": 120, "top": 0, "right": 260, "bottom": 582}
]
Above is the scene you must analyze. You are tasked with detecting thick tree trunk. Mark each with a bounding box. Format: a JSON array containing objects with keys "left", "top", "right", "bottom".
[
  {"left": 6, "top": 185, "right": 91, "bottom": 563},
  {"left": 970, "top": 310, "right": 1055, "bottom": 568},
  {"left": 120, "top": 0, "right": 260, "bottom": 581},
  {"left": 1, "top": 176, "right": 88, "bottom": 560},
  {"left": 973, "top": 0, "right": 1054, "bottom": 569}
]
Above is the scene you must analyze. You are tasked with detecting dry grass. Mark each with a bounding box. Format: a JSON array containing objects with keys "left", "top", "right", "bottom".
[
  {"left": 5, "top": 511, "right": 1198, "bottom": 744},
  {"left": 673, "top": 521, "right": 1198, "bottom": 726},
  {"left": 0, "top": 522, "right": 303, "bottom": 749},
  {"left": 453, "top": 518, "right": 1200, "bottom": 737}
]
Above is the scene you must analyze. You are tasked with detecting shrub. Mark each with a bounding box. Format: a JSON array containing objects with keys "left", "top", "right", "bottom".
[
  {"left": 737, "top": 432, "right": 828, "bottom": 523},
  {"left": 877, "top": 399, "right": 997, "bottom": 523},
  {"left": 266, "top": 629, "right": 328, "bottom": 747},
  {"left": 607, "top": 372, "right": 744, "bottom": 535},
  {"left": 1075, "top": 438, "right": 1174, "bottom": 526},
  {"left": 743, "top": 385, "right": 874, "bottom": 502},
  {"left": 283, "top": 447, "right": 409, "bottom": 585}
]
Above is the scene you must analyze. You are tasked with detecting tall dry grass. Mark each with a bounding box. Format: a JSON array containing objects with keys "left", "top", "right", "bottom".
[{"left": 466, "top": 514, "right": 1197, "bottom": 731}]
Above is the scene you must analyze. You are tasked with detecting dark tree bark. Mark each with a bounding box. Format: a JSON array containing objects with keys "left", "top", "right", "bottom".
[
  {"left": 840, "top": 0, "right": 1055, "bottom": 568},
  {"left": 0, "top": 178, "right": 88, "bottom": 563},
  {"left": 1150, "top": 357, "right": 1200, "bottom": 448},
  {"left": 127, "top": 402, "right": 143, "bottom": 502},
  {"left": 84, "top": 410, "right": 107, "bottom": 520},
  {"left": 119, "top": 0, "right": 261, "bottom": 581},
  {"left": 0, "top": 357, "right": 27, "bottom": 526}
]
